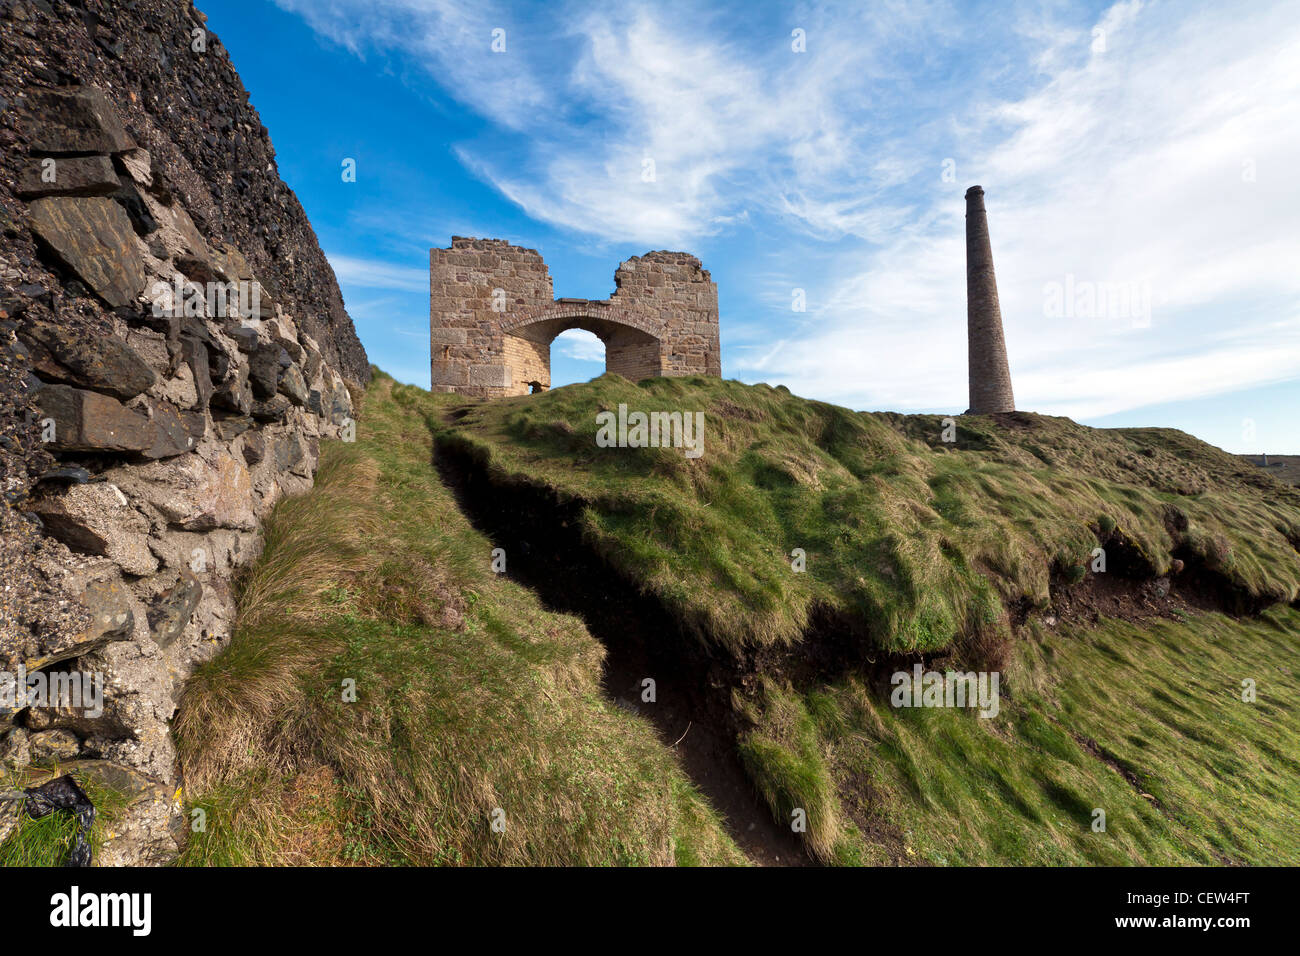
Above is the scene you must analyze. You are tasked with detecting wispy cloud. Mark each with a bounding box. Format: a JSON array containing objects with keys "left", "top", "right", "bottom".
[
  {"left": 290, "top": 0, "right": 1300, "bottom": 423},
  {"left": 326, "top": 253, "right": 429, "bottom": 293}
]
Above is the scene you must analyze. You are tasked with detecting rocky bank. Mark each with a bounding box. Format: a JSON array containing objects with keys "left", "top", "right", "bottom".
[{"left": 0, "top": 0, "right": 368, "bottom": 864}]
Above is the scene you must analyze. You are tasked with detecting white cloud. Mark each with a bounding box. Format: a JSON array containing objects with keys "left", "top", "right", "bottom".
[
  {"left": 292, "top": 0, "right": 1300, "bottom": 422},
  {"left": 553, "top": 328, "right": 606, "bottom": 362},
  {"left": 736, "top": 0, "right": 1300, "bottom": 417},
  {"left": 326, "top": 253, "right": 429, "bottom": 293},
  {"left": 273, "top": 0, "right": 550, "bottom": 129}
]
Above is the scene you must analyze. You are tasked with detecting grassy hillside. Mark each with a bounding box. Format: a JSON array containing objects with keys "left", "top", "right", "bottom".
[
  {"left": 757, "top": 606, "right": 1300, "bottom": 865},
  {"left": 436, "top": 373, "right": 1300, "bottom": 657},
  {"left": 172, "top": 373, "right": 743, "bottom": 866},
  {"left": 166, "top": 370, "right": 1300, "bottom": 866}
]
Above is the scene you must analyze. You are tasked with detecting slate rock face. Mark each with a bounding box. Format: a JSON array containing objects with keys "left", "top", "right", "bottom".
[
  {"left": 211, "top": 359, "right": 252, "bottom": 415},
  {"left": 137, "top": 398, "right": 200, "bottom": 459},
  {"left": 248, "top": 341, "right": 281, "bottom": 400},
  {"left": 20, "top": 311, "right": 157, "bottom": 400},
  {"left": 0, "top": 2, "right": 371, "bottom": 867},
  {"left": 34, "top": 383, "right": 156, "bottom": 452},
  {"left": 73, "top": 576, "right": 136, "bottom": 654},
  {"left": 250, "top": 393, "right": 291, "bottom": 422},
  {"left": 28, "top": 196, "right": 147, "bottom": 308},
  {"left": 146, "top": 573, "right": 202, "bottom": 648},
  {"left": 278, "top": 362, "right": 308, "bottom": 406},
  {"left": 226, "top": 323, "right": 259, "bottom": 354},
  {"left": 23, "top": 86, "right": 137, "bottom": 155},
  {"left": 16, "top": 154, "right": 121, "bottom": 198},
  {"left": 180, "top": 335, "right": 211, "bottom": 410},
  {"left": 212, "top": 414, "right": 253, "bottom": 441}
]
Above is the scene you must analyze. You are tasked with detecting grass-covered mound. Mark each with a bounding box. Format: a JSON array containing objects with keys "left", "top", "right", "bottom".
[
  {"left": 780, "top": 605, "right": 1300, "bottom": 864},
  {"left": 436, "top": 373, "right": 1300, "bottom": 657},
  {"left": 175, "top": 369, "right": 1300, "bottom": 866},
  {"left": 173, "top": 372, "right": 743, "bottom": 866}
]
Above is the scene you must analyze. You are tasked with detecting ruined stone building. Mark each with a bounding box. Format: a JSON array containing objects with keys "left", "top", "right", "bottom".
[
  {"left": 429, "top": 239, "right": 721, "bottom": 397},
  {"left": 964, "top": 185, "right": 1016, "bottom": 414}
]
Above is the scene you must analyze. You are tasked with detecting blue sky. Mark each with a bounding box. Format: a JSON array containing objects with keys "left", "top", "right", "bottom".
[{"left": 199, "top": 0, "right": 1300, "bottom": 453}]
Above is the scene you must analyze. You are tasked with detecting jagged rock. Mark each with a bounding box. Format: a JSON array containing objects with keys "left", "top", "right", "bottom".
[
  {"left": 250, "top": 394, "right": 291, "bottom": 422},
  {"left": 182, "top": 408, "right": 207, "bottom": 442},
  {"left": 158, "top": 200, "right": 210, "bottom": 262},
  {"left": 212, "top": 360, "right": 252, "bottom": 415},
  {"left": 329, "top": 379, "right": 353, "bottom": 425},
  {"left": 248, "top": 341, "right": 281, "bottom": 399},
  {"left": 138, "top": 398, "right": 199, "bottom": 459},
  {"left": 180, "top": 335, "right": 212, "bottom": 410},
  {"left": 211, "top": 246, "right": 277, "bottom": 321},
  {"left": 302, "top": 343, "right": 322, "bottom": 383},
  {"left": 208, "top": 341, "right": 232, "bottom": 381},
  {"left": 155, "top": 361, "right": 199, "bottom": 409},
  {"left": 114, "top": 450, "right": 256, "bottom": 532},
  {"left": 123, "top": 325, "right": 171, "bottom": 377},
  {"left": 30, "top": 481, "right": 158, "bottom": 576},
  {"left": 27, "top": 196, "right": 146, "bottom": 308},
  {"left": 296, "top": 436, "right": 320, "bottom": 478},
  {"left": 77, "top": 575, "right": 136, "bottom": 645},
  {"left": 112, "top": 179, "right": 158, "bottom": 237},
  {"left": 278, "top": 363, "right": 308, "bottom": 406},
  {"left": 178, "top": 316, "right": 214, "bottom": 349},
  {"left": 213, "top": 415, "right": 254, "bottom": 441},
  {"left": 175, "top": 252, "right": 218, "bottom": 283},
  {"left": 241, "top": 430, "right": 265, "bottom": 466},
  {"left": 274, "top": 433, "right": 304, "bottom": 473},
  {"left": 116, "top": 147, "right": 153, "bottom": 189},
  {"left": 306, "top": 388, "right": 323, "bottom": 417},
  {"left": 210, "top": 243, "right": 253, "bottom": 285},
  {"left": 23, "top": 86, "right": 136, "bottom": 155},
  {"left": 20, "top": 569, "right": 136, "bottom": 675},
  {"left": 146, "top": 572, "right": 202, "bottom": 649},
  {"left": 227, "top": 322, "right": 259, "bottom": 353},
  {"left": 19, "top": 312, "right": 157, "bottom": 399},
  {"left": 0, "top": 728, "right": 31, "bottom": 769},
  {"left": 28, "top": 729, "right": 81, "bottom": 761},
  {"left": 16, "top": 154, "right": 120, "bottom": 198},
  {"left": 268, "top": 323, "right": 304, "bottom": 364},
  {"left": 34, "top": 382, "right": 156, "bottom": 452}
]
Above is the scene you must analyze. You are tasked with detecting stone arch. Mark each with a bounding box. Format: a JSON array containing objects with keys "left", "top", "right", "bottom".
[
  {"left": 430, "top": 238, "right": 720, "bottom": 397},
  {"left": 500, "top": 301, "right": 665, "bottom": 391}
]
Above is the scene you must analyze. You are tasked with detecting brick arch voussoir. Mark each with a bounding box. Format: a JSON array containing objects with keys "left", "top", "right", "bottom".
[{"left": 501, "top": 305, "right": 663, "bottom": 341}]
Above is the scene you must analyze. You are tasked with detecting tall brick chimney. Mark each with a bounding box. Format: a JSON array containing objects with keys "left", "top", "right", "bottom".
[{"left": 964, "top": 185, "right": 1015, "bottom": 414}]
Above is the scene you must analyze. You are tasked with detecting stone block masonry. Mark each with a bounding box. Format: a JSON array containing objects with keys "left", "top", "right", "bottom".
[
  {"left": 0, "top": 0, "right": 368, "bottom": 866},
  {"left": 430, "top": 239, "right": 722, "bottom": 398}
]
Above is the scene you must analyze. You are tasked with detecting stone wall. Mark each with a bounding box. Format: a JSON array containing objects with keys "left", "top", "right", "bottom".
[
  {"left": 428, "top": 237, "right": 554, "bottom": 397},
  {"left": 430, "top": 239, "right": 721, "bottom": 398},
  {"left": 611, "top": 251, "right": 722, "bottom": 378},
  {"left": 0, "top": 0, "right": 367, "bottom": 865}
]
